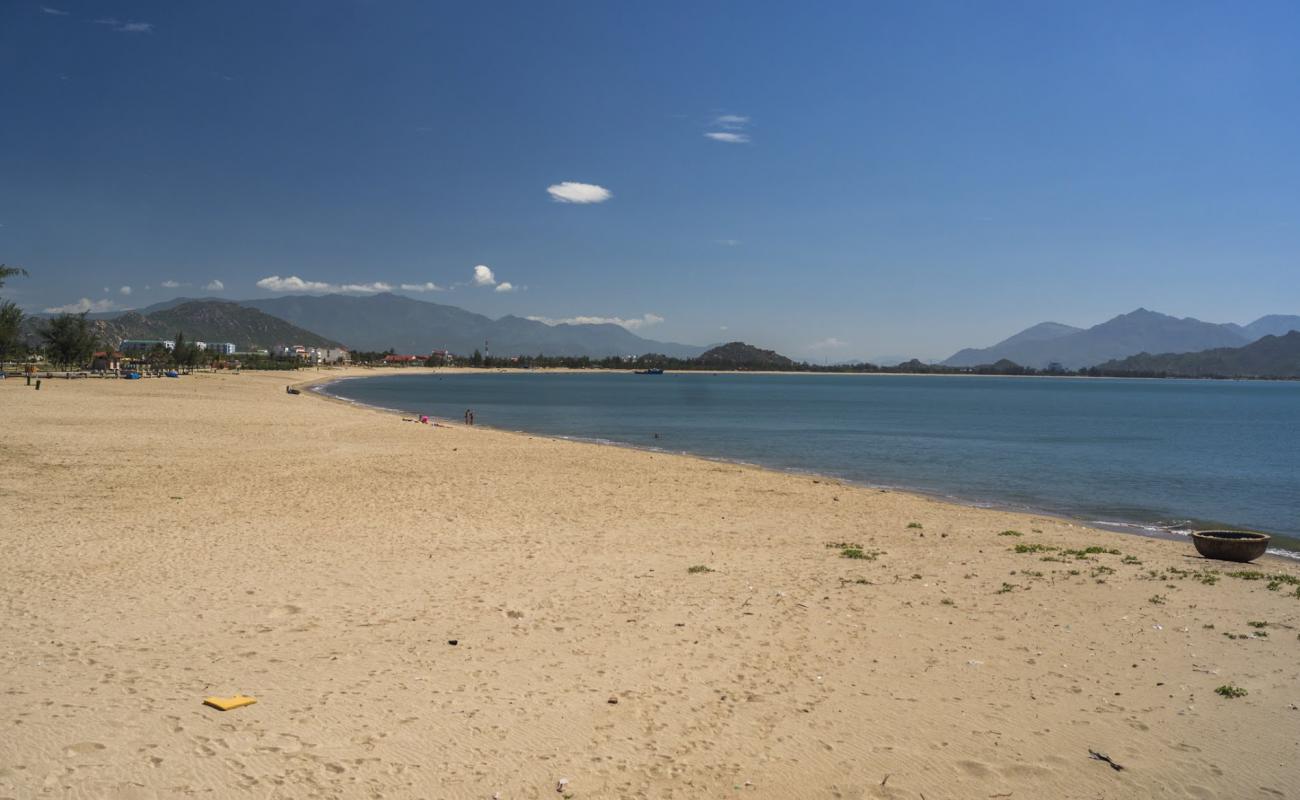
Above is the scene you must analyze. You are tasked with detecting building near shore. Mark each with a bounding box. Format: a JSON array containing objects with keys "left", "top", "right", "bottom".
[
  {"left": 205, "top": 342, "right": 237, "bottom": 356},
  {"left": 383, "top": 354, "right": 423, "bottom": 365},
  {"left": 90, "top": 351, "right": 124, "bottom": 371},
  {"left": 120, "top": 339, "right": 175, "bottom": 353}
]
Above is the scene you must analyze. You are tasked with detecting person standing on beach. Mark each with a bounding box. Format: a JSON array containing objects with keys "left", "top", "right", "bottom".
[
  {"left": 464, "top": 409, "right": 471, "bottom": 425},
  {"left": 469, "top": 409, "right": 475, "bottom": 426}
]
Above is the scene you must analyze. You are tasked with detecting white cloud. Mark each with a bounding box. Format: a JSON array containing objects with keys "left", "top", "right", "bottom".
[
  {"left": 528, "top": 313, "right": 664, "bottom": 331},
  {"left": 705, "top": 131, "right": 750, "bottom": 144},
  {"left": 257, "top": 275, "right": 331, "bottom": 292},
  {"left": 44, "top": 297, "right": 118, "bottom": 314},
  {"left": 809, "top": 337, "right": 849, "bottom": 350},
  {"left": 494, "top": 282, "right": 516, "bottom": 293},
  {"left": 473, "top": 265, "right": 497, "bottom": 286},
  {"left": 400, "top": 281, "right": 444, "bottom": 292},
  {"left": 713, "top": 114, "right": 750, "bottom": 129},
  {"left": 339, "top": 282, "right": 393, "bottom": 293},
  {"left": 41, "top": 6, "right": 69, "bottom": 15},
  {"left": 256, "top": 275, "right": 390, "bottom": 294},
  {"left": 204, "top": 279, "right": 224, "bottom": 291},
  {"left": 119, "top": 286, "right": 132, "bottom": 295},
  {"left": 546, "top": 182, "right": 612, "bottom": 204},
  {"left": 95, "top": 18, "right": 153, "bottom": 32},
  {"left": 161, "top": 279, "right": 182, "bottom": 288}
]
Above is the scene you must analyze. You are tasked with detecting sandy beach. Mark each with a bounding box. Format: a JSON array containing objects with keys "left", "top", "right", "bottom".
[{"left": 2, "top": 368, "right": 1297, "bottom": 799}]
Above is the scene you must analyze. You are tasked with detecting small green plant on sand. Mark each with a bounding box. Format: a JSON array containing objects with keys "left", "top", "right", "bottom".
[
  {"left": 907, "top": 522, "right": 923, "bottom": 529},
  {"left": 1247, "top": 620, "right": 1268, "bottom": 628},
  {"left": 998, "top": 530, "right": 1023, "bottom": 537},
  {"left": 687, "top": 565, "right": 714, "bottom": 574},
  {"left": 841, "top": 547, "right": 882, "bottom": 561},
  {"left": 1149, "top": 594, "right": 1167, "bottom": 605},
  {"left": 825, "top": 541, "right": 861, "bottom": 550},
  {"left": 1215, "top": 684, "right": 1247, "bottom": 699},
  {"left": 996, "top": 582, "right": 1020, "bottom": 595},
  {"left": 939, "top": 597, "right": 955, "bottom": 606},
  {"left": 1014, "top": 543, "right": 1057, "bottom": 554},
  {"left": 1122, "top": 555, "right": 1143, "bottom": 565},
  {"left": 1225, "top": 571, "right": 1300, "bottom": 589}
]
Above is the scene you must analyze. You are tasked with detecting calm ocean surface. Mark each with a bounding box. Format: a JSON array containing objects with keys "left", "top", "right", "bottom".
[{"left": 322, "top": 373, "right": 1300, "bottom": 553}]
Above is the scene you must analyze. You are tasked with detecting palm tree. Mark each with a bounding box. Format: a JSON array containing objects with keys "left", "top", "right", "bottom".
[
  {"left": 0, "top": 265, "right": 29, "bottom": 289},
  {"left": 0, "top": 300, "right": 24, "bottom": 364}
]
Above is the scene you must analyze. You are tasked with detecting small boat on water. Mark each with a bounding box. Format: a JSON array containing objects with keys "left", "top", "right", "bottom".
[{"left": 634, "top": 368, "right": 664, "bottom": 375}]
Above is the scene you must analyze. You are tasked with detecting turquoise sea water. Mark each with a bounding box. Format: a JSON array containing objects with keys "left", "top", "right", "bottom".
[{"left": 321, "top": 373, "right": 1300, "bottom": 554}]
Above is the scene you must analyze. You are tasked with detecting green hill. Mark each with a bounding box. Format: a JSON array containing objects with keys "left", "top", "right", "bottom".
[
  {"left": 1094, "top": 331, "right": 1300, "bottom": 378},
  {"left": 697, "top": 341, "right": 795, "bottom": 369}
]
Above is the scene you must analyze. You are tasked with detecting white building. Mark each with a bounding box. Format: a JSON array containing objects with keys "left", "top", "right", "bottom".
[{"left": 206, "top": 342, "right": 237, "bottom": 355}]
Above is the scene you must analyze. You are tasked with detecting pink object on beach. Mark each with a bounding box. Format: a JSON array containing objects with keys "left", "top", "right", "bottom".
[{"left": 420, "top": 415, "right": 429, "bottom": 424}]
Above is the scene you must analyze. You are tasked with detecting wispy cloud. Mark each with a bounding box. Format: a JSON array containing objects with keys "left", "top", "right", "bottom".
[
  {"left": 204, "top": 279, "right": 224, "bottom": 291},
  {"left": 528, "top": 313, "right": 664, "bottom": 331},
  {"left": 94, "top": 18, "right": 154, "bottom": 33},
  {"left": 473, "top": 265, "right": 497, "bottom": 286},
  {"left": 400, "top": 281, "right": 444, "bottom": 293},
  {"left": 256, "top": 275, "right": 392, "bottom": 294},
  {"left": 705, "top": 112, "right": 752, "bottom": 144},
  {"left": 41, "top": 6, "right": 69, "bottom": 15},
  {"left": 119, "top": 285, "right": 132, "bottom": 296},
  {"left": 713, "top": 114, "right": 749, "bottom": 129},
  {"left": 161, "top": 279, "right": 182, "bottom": 289},
  {"left": 494, "top": 282, "right": 516, "bottom": 293},
  {"left": 808, "top": 337, "right": 848, "bottom": 350},
  {"left": 44, "top": 297, "right": 118, "bottom": 314},
  {"left": 547, "top": 181, "right": 612, "bottom": 204}
]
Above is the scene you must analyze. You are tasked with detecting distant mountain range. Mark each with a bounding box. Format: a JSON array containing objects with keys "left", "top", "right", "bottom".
[
  {"left": 943, "top": 309, "right": 1300, "bottom": 369},
  {"left": 1096, "top": 331, "right": 1300, "bottom": 378},
  {"left": 23, "top": 300, "right": 341, "bottom": 351},
  {"left": 232, "top": 293, "right": 706, "bottom": 357},
  {"left": 70, "top": 293, "right": 707, "bottom": 357}
]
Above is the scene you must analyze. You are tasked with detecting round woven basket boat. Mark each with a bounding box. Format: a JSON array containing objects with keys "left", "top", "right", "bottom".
[{"left": 1191, "top": 530, "right": 1270, "bottom": 563}]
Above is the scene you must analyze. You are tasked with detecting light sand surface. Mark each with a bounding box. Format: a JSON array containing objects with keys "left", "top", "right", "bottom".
[{"left": 2, "top": 369, "right": 1298, "bottom": 799}]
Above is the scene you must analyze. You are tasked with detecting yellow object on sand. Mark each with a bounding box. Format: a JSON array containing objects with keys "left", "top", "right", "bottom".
[{"left": 203, "top": 695, "right": 257, "bottom": 711}]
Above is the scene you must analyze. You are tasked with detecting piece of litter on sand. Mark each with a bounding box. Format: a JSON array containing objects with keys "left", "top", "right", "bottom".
[
  {"left": 556, "top": 777, "right": 570, "bottom": 792},
  {"left": 607, "top": 696, "right": 619, "bottom": 704},
  {"left": 1088, "top": 749, "right": 1124, "bottom": 771},
  {"left": 203, "top": 695, "right": 256, "bottom": 711}
]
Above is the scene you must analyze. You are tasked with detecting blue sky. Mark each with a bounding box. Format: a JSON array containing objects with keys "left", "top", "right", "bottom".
[{"left": 3, "top": 1, "right": 1298, "bottom": 360}]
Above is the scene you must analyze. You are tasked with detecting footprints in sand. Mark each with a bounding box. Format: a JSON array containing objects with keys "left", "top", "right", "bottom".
[
  {"left": 63, "top": 741, "right": 106, "bottom": 757},
  {"left": 267, "top": 603, "right": 303, "bottom": 619}
]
